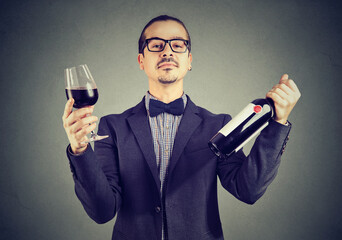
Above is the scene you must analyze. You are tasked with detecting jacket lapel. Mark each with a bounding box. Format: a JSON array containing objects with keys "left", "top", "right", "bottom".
[
  {"left": 126, "top": 96, "right": 203, "bottom": 190},
  {"left": 127, "top": 98, "right": 161, "bottom": 191},
  {"left": 168, "top": 96, "right": 202, "bottom": 178}
]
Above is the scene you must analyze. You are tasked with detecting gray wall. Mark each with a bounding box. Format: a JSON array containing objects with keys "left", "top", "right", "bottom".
[{"left": 1, "top": 0, "right": 341, "bottom": 239}]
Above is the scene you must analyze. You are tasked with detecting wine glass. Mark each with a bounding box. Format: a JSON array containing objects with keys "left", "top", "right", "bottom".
[{"left": 65, "top": 64, "right": 108, "bottom": 142}]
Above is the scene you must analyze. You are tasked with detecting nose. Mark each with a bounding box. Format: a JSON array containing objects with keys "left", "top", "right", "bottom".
[{"left": 161, "top": 42, "right": 174, "bottom": 57}]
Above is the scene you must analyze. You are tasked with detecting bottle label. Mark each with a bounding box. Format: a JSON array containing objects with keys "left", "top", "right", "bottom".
[{"left": 219, "top": 103, "right": 255, "bottom": 137}]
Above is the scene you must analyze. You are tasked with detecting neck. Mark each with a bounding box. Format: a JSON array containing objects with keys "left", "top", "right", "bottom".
[{"left": 148, "top": 79, "right": 184, "bottom": 103}]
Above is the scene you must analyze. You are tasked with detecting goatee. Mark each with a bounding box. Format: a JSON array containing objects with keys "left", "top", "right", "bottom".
[{"left": 158, "top": 76, "right": 177, "bottom": 84}]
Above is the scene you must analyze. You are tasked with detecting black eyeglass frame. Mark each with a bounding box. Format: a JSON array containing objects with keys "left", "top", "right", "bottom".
[{"left": 143, "top": 37, "right": 190, "bottom": 53}]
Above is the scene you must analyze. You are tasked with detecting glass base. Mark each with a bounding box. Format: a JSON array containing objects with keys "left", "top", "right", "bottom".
[{"left": 82, "top": 134, "right": 109, "bottom": 143}]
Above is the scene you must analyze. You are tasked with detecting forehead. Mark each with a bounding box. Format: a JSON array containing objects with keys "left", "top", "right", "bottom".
[{"left": 144, "top": 20, "right": 188, "bottom": 40}]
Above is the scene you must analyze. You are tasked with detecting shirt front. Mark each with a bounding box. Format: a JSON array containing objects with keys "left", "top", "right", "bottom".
[
  {"left": 145, "top": 91, "right": 187, "bottom": 240},
  {"left": 145, "top": 91, "right": 187, "bottom": 193}
]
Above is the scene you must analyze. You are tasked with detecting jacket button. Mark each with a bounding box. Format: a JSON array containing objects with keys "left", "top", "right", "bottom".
[{"left": 155, "top": 206, "right": 161, "bottom": 213}]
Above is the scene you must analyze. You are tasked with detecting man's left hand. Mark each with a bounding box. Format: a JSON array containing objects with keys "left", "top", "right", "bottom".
[{"left": 266, "top": 74, "right": 301, "bottom": 125}]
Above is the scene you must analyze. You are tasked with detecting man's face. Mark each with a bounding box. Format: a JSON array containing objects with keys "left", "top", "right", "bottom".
[{"left": 138, "top": 20, "right": 192, "bottom": 85}]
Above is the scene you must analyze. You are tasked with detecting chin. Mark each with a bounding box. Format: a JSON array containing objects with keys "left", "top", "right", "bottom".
[{"left": 158, "top": 77, "right": 178, "bottom": 84}]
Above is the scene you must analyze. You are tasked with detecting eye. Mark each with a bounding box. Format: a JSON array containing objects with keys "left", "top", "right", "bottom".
[
  {"left": 172, "top": 41, "right": 186, "bottom": 49},
  {"left": 152, "top": 44, "right": 163, "bottom": 48},
  {"left": 149, "top": 40, "right": 164, "bottom": 50}
]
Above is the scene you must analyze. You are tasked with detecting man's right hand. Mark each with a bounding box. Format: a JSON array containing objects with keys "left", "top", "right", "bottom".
[{"left": 62, "top": 98, "right": 98, "bottom": 154}]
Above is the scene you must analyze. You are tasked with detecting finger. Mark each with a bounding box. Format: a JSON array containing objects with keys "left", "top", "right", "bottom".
[
  {"left": 270, "top": 85, "right": 298, "bottom": 107},
  {"left": 71, "top": 115, "right": 98, "bottom": 133},
  {"left": 279, "top": 74, "right": 289, "bottom": 84},
  {"left": 75, "top": 106, "right": 94, "bottom": 118},
  {"left": 277, "top": 82, "right": 295, "bottom": 96},
  {"left": 287, "top": 79, "right": 301, "bottom": 97},
  {"left": 62, "top": 98, "right": 74, "bottom": 122},
  {"left": 266, "top": 91, "right": 287, "bottom": 106},
  {"left": 65, "top": 106, "right": 94, "bottom": 127},
  {"left": 75, "top": 122, "right": 97, "bottom": 140},
  {"left": 74, "top": 106, "right": 94, "bottom": 119},
  {"left": 271, "top": 87, "right": 288, "bottom": 101}
]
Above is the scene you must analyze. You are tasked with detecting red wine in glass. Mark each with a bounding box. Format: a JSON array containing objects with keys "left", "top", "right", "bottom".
[
  {"left": 65, "top": 88, "right": 99, "bottom": 108},
  {"left": 65, "top": 64, "right": 108, "bottom": 142}
]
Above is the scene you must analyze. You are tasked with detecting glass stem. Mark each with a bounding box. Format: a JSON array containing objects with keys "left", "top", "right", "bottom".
[{"left": 90, "top": 130, "right": 96, "bottom": 140}]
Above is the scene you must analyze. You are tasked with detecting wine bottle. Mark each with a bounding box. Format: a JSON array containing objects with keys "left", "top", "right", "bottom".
[{"left": 208, "top": 98, "right": 275, "bottom": 158}]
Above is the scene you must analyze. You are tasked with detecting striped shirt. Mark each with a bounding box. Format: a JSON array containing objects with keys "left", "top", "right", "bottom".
[
  {"left": 145, "top": 91, "right": 187, "bottom": 192},
  {"left": 145, "top": 91, "right": 187, "bottom": 240}
]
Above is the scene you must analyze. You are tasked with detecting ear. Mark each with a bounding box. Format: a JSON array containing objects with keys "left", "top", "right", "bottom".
[
  {"left": 137, "top": 54, "right": 144, "bottom": 70},
  {"left": 188, "top": 52, "right": 192, "bottom": 68}
]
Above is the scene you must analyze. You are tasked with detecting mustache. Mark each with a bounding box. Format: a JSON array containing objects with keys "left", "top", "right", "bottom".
[{"left": 157, "top": 58, "right": 179, "bottom": 68}]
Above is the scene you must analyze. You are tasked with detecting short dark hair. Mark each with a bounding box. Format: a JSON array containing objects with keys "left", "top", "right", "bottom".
[{"left": 138, "top": 15, "right": 191, "bottom": 54}]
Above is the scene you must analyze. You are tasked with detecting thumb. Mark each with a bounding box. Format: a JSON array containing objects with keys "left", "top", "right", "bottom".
[
  {"left": 63, "top": 98, "right": 74, "bottom": 120},
  {"left": 279, "top": 73, "right": 289, "bottom": 83}
]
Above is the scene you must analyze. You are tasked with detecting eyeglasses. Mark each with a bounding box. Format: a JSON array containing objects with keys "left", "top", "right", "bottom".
[{"left": 144, "top": 38, "right": 189, "bottom": 53}]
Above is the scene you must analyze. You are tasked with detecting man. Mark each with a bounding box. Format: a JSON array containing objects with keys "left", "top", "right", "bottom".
[{"left": 62, "top": 15, "right": 301, "bottom": 240}]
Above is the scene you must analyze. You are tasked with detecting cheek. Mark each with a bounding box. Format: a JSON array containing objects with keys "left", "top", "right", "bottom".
[
  {"left": 142, "top": 57, "right": 156, "bottom": 71},
  {"left": 179, "top": 58, "right": 190, "bottom": 71},
  {"left": 145, "top": 61, "right": 156, "bottom": 72},
  {"left": 144, "top": 61, "right": 158, "bottom": 77}
]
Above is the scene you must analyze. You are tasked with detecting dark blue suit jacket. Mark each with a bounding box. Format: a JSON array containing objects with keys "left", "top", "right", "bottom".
[{"left": 67, "top": 96, "right": 291, "bottom": 240}]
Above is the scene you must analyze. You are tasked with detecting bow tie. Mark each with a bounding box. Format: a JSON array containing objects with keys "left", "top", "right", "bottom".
[{"left": 149, "top": 98, "right": 184, "bottom": 117}]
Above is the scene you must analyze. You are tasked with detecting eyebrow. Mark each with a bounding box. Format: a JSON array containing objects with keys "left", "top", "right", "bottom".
[
  {"left": 171, "top": 36, "right": 186, "bottom": 40},
  {"left": 149, "top": 36, "right": 187, "bottom": 40}
]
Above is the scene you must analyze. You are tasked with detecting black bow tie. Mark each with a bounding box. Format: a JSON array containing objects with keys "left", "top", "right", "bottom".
[{"left": 149, "top": 98, "right": 184, "bottom": 117}]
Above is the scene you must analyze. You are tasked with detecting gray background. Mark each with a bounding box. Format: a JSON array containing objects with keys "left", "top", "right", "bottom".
[{"left": 1, "top": 0, "right": 341, "bottom": 239}]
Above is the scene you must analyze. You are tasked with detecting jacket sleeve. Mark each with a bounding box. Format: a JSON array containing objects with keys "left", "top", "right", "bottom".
[
  {"left": 217, "top": 116, "right": 291, "bottom": 204},
  {"left": 66, "top": 116, "right": 122, "bottom": 223}
]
